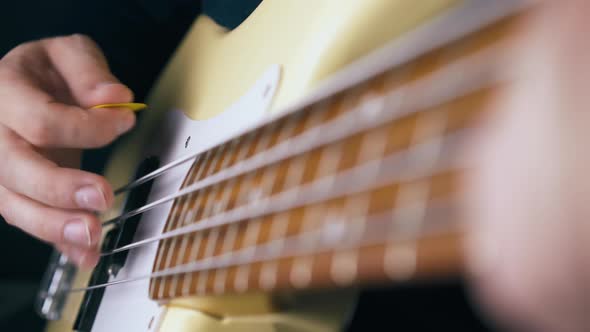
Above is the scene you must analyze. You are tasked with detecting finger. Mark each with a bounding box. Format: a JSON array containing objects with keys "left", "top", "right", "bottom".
[
  {"left": 0, "top": 127, "right": 113, "bottom": 210},
  {"left": 56, "top": 244, "right": 100, "bottom": 269},
  {"left": 0, "top": 84, "right": 135, "bottom": 148},
  {"left": 44, "top": 34, "right": 133, "bottom": 108},
  {"left": 0, "top": 185, "right": 101, "bottom": 250}
]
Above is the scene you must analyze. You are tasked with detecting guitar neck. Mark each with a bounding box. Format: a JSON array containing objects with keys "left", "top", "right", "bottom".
[{"left": 148, "top": 13, "right": 519, "bottom": 300}]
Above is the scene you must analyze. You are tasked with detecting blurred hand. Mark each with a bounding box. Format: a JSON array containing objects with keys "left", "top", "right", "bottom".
[
  {"left": 0, "top": 34, "right": 136, "bottom": 268},
  {"left": 465, "top": 2, "right": 590, "bottom": 331}
]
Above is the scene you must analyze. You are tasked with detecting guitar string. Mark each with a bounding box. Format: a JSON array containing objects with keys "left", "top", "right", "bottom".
[
  {"left": 102, "top": 48, "right": 500, "bottom": 230},
  {"left": 71, "top": 199, "right": 459, "bottom": 293},
  {"left": 100, "top": 129, "right": 466, "bottom": 257},
  {"left": 97, "top": 48, "right": 497, "bottom": 259}
]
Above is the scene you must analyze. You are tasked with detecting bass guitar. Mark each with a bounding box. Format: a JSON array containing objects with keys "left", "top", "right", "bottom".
[{"left": 38, "top": 0, "right": 527, "bottom": 331}]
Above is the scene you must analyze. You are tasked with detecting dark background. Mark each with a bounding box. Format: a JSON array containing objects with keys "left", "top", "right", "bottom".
[{"left": 0, "top": 1, "right": 492, "bottom": 331}]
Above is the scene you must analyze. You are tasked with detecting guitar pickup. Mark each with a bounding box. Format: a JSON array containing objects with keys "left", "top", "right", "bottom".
[{"left": 73, "top": 157, "right": 160, "bottom": 332}]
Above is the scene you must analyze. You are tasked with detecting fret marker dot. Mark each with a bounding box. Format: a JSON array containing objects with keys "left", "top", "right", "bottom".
[
  {"left": 322, "top": 221, "right": 347, "bottom": 246},
  {"left": 331, "top": 251, "right": 358, "bottom": 286},
  {"left": 384, "top": 245, "right": 417, "bottom": 281},
  {"left": 360, "top": 96, "right": 384, "bottom": 120},
  {"left": 290, "top": 259, "right": 312, "bottom": 289},
  {"left": 259, "top": 263, "right": 277, "bottom": 290},
  {"left": 234, "top": 266, "right": 250, "bottom": 292},
  {"left": 214, "top": 270, "right": 227, "bottom": 294},
  {"left": 197, "top": 272, "right": 208, "bottom": 294}
]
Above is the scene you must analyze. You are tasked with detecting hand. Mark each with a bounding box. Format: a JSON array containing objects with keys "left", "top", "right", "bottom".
[
  {"left": 0, "top": 34, "right": 136, "bottom": 268},
  {"left": 465, "top": 2, "right": 590, "bottom": 331}
]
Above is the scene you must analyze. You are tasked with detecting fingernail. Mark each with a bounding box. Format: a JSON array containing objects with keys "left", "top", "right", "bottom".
[
  {"left": 63, "top": 220, "right": 91, "bottom": 247},
  {"left": 75, "top": 185, "right": 107, "bottom": 210},
  {"left": 67, "top": 248, "right": 98, "bottom": 269},
  {"left": 117, "top": 111, "right": 135, "bottom": 134}
]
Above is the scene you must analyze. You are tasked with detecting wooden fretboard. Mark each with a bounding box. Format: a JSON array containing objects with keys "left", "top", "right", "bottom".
[{"left": 148, "top": 13, "right": 518, "bottom": 300}]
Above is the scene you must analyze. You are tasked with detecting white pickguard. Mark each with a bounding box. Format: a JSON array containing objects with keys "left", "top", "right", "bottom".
[{"left": 91, "top": 65, "right": 281, "bottom": 332}]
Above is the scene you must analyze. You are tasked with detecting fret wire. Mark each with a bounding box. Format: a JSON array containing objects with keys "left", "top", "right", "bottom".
[
  {"left": 101, "top": 51, "right": 498, "bottom": 229},
  {"left": 259, "top": 165, "right": 279, "bottom": 208},
  {"left": 156, "top": 149, "right": 213, "bottom": 297},
  {"left": 173, "top": 209, "right": 198, "bottom": 296},
  {"left": 151, "top": 155, "right": 205, "bottom": 296},
  {"left": 201, "top": 183, "right": 223, "bottom": 222},
  {"left": 290, "top": 204, "right": 325, "bottom": 288},
  {"left": 236, "top": 172, "right": 256, "bottom": 208},
  {"left": 275, "top": 113, "right": 300, "bottom": 142},
  {"left": 385, "top": 63, "right": 449, "bottom": 280},
  {"left": 180, "top": 177, "right": 234, "bottom": 295},
  {"left": 240, "top": 165, "right": 280, "bottom": 247},
  {"left": 168, "top": 187, "right": 216, "bottom": 297},
  {"left": 289, "top": 138, "right": 343, "bottom": 287},
  {"left": 250, "top": 119, "right": 290, "bottom": 209},
  {"left": 72, "top": 198, "right": 458, "bottom": 293},
  {"left": 301, "top": 101, "right": 328, "bottom": 135},
  {"left": 212, "top": 143, "right": 231, "bottom": 174},
  {"left": 244, "top": 130, "right": 265, "bottom": 160},
  {"left": 194, "top": 148, "right": 218, "bottom": 182},
  {"left": 221, "top": 221, "right": 239, "bottom": 257},
  {"left": 154, "top": 147, "right": 211, "bottom": 280},
  {"left": 101, "top": 129, "right": 466, "bottom": 257},
  {"left": 180, "top": 211, "right": 205, "bottom": 295},
  {"left": 347, "top": 195, "right": 372, "bottom": 244},
  {"left": 150, "top": 165, "right": 198, "bottom": 295},
  {"left": 314, "top": 138, "right": 344, "bottom": 194},
  {"left": 180, "top": 234, "right": 200, "bottom": 295},
  {"left": 233, "top": 132, "right": 256, "bottom": 165},
  {"left": 218, "top": 139, "right": 238, "bottom": 170},
  {"left": 265, "top": 119, "right": 299, "bottom": 196},
  {"left": 253, "top": 123, "right": 276, "bottom": 155},
  {"left": 196, "top": 226, "right": 220, "bottom": 294},
  {"left": 173, "top": 185, "right": 209, "bottom": 278},
  {"left": 330, "top": 194, "right": 371, "bottom": 286},
  {"left": 191, "top": 181, "right": 227, "bottom": 295},
  {"left": 233, "top": 217, "right": 263, "bottom": 292},
  {"left": 236, "top": 122, "right": 276, "bottom": 210},
  {"left": 164, "top": 148, "right": 224, "bottom": 297},
  {"left": 158, "top": 192, "right": 193, "bottom": 297},
  {"left": 259, "top": 213, "right": 290, "bottom": 290},
  {"left": 264, "top": 119, "right": 287, "bottom": 149},
  {"left": 158, "top": 183, "right": 196, "bottom": 277},
  {"left": 280, "top": 153, "right": 308, "bottom": 200},
  {"left": 212, "top": 204, "right": 240, "bottom": 293}
]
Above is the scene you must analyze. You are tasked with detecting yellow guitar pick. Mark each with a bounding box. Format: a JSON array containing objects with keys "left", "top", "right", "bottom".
[{"left": 91, "top": 103, "right": 147, "bottom": 112}]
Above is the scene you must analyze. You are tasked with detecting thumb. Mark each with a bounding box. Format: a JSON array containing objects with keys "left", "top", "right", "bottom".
[{"left": 44, "top": 34, "right": 133, "bottom": 108}]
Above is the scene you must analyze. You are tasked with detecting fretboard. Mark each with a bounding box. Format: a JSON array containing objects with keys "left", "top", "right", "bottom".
[{"left": 148, "top": 12, "right": 518, "bottom": 300}]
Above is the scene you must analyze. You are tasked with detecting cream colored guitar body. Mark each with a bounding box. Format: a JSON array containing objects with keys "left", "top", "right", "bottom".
[{"left": 43, "top": 0, "right": 522, "bottom": 331}]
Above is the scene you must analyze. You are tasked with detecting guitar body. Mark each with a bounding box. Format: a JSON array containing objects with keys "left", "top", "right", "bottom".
[{"left": 43, "top": 0, "right": 525, "bottom": 331}]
